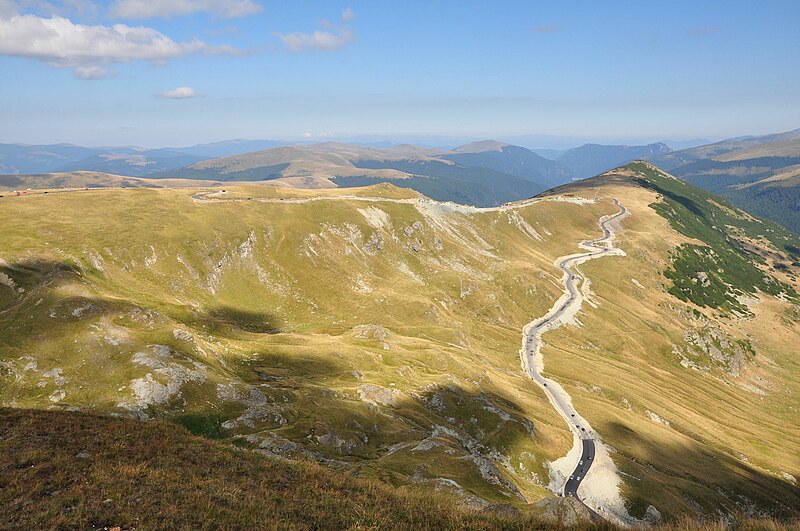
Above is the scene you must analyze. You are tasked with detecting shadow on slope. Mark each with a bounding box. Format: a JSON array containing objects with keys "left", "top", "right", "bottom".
[
  {"left": 0, "top": 407, "right": 575, "bottom": 530},
  {"left": 601, "top": 420, "right": 800, "bottom": 522}
]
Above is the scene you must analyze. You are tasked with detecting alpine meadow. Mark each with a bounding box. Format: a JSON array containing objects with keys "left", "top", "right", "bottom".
[{"left": 1, "top": 2, "right": 799, "bottom": 529}]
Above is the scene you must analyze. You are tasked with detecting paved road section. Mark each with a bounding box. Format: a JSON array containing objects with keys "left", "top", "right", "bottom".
[{"left": 519, "top": 199, "right": 628, "bottom": 516}]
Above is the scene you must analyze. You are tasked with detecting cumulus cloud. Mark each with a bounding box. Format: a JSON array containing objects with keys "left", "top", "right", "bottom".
[
  {"left": 275, "top": 10, "right": 355, "bottom": 54},
  {"left": 161, "top": 86, "right": 197, "bottom": 99},
  {"left": 109, "top": 0, "right": 262, "bottom": 19},
  {"left": 75, "top": 65, "right": 108, "bottom": 79},
  {"left": 0, "top": 13, "right": 237, "bottom": 78},
  {"left": 275, "top": 27, "right": 353, "bottom": 53},
  {"left": 0, "top": 0, "right": 21, "bottom": 18}
]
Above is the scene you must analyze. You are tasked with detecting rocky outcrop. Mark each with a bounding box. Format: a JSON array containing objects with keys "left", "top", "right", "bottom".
[
  {"left": 676, "top": 324, "right": 755, "bottom": 377},
  {"left": 357, "top": 383, "right": 400, "bottom": 407}
]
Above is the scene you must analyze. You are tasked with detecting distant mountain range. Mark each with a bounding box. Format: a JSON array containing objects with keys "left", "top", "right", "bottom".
[
  {"left": 152, "top": 141, "right": 569, "bottom": 207},
  {"left": 554, "top": 142, "right": 672, "bottom": 179},
  {"left": 0, "top": 144, "right": 205, "bottom": 177},
  {"left": 3, "top": 128, "right": 799, "bottom": 231}
]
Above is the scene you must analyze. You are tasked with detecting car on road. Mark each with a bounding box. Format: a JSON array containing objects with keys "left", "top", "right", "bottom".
[
  {"left": 576, "top": 476, "right": 581, "bottom": 481},
  {"left": 579, "top": 460, "right": 583, "bottom": 465}
]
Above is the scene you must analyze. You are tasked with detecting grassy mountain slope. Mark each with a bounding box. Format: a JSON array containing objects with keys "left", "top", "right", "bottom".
[
  {"left": 1, "top": 172, "right": 799, "bottom": 523},
  {"left": 0, "top": 183, "right": 590, "bottom": 510},
  {"left": 540, "top": 163, "right": 800, "bottom": 519},
  {"left": 6, "top": 408, "right": 789, "bottom": 530}
]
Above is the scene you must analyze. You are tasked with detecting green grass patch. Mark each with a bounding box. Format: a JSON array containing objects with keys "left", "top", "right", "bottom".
[{"left": 174, "top": 413, "right": 227, "bottom": 439}]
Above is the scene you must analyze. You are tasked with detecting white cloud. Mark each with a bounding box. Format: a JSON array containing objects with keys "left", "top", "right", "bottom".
[
  {"left": 161, "top": 86, "right": 197, "bottom": 99},
  {"left": 275, "top": 27, "right": 353, "bottom": 53},
  {"left": 0, "top": 0, "right": 18, "bottom": 18},
  {"left": 109, "top": 0, "right": 262, "bottom": 19},
  {"left": 75, "top": 65, "right": 108, "bottom": 79},
  {"left": 275, "top": 8, "right": 355, "bottom": 54},
  {"left": 0, "top": 13, "right": 237, "bottom": 78}
]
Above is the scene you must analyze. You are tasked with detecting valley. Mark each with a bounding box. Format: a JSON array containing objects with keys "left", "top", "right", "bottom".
[{"left": 2, "top": 163, "right": 798, "bottom": 527}]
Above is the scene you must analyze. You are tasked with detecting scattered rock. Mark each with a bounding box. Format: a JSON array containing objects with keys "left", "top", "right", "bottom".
[
  {"left": 0, "top": 271, "right": 20, "bottom": 293},
  {"left": 363, "top": 232, "right": 384, "bottom": 255},
  {"left": 173, "top": 329, "right": 194, "bottom": 342},
  {"left": 358, "top": 383, "right": 400, "bottom": 407},
  {"left": 358, "top": 206, "right": 391, "bottom": 230},
  {"left": 49, "top": 389, "right": 66, "bottom": 403},
  {"left": 532, "top": 496, "right": 591, "bottom": 526},
  {"left": 353, "top": 324, "right": 390, "bottom": 343},
  {"left": 676, "top": 324, "right": 755, "bottom": 377},
  {"left": 118, "top": 345, "right": 207, "bottom": 412},
  {"left": 645, "top": 504, "right": 663, "bottom": 525},
  {"left": 42, "top": 368, "right": 67, "bottom": 386},
  {"left": 645, "top": 410, "right": 670, "bottom": 427},
  {"left": 71, "top": 302, "right": 95, "bottom": 318}
]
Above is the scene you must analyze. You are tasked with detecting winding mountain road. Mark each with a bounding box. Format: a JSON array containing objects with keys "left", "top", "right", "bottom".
[{"left": 519, "top": 199, "right": 628, "bottom": 516}]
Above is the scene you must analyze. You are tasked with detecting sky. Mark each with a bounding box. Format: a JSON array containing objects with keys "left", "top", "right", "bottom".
[{"left": 1, "top": 0, "right": 799, "bottom": 148}]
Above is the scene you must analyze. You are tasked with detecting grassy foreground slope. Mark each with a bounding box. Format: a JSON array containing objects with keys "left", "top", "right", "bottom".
[
  {"left": 1, "top": 170, "right": 799, "bottom": 524},
  {"left": 0, "top": 408, "right": 560, "bottom": 530},
  {"left": 5, "top": 408, "right": 791, "bottom": 531}
]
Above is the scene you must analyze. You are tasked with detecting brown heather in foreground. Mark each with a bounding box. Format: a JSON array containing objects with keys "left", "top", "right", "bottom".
[
  {"left": 0, "top": 408, "right": 796, "bottom": 531},
  {"left": 0, "top": 408, "right": 604, "bottom": 530}
]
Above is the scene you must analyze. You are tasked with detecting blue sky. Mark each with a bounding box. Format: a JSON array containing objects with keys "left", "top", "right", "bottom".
[{"left": 1, "top": 0, "right": 799, "bottom": 147}]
